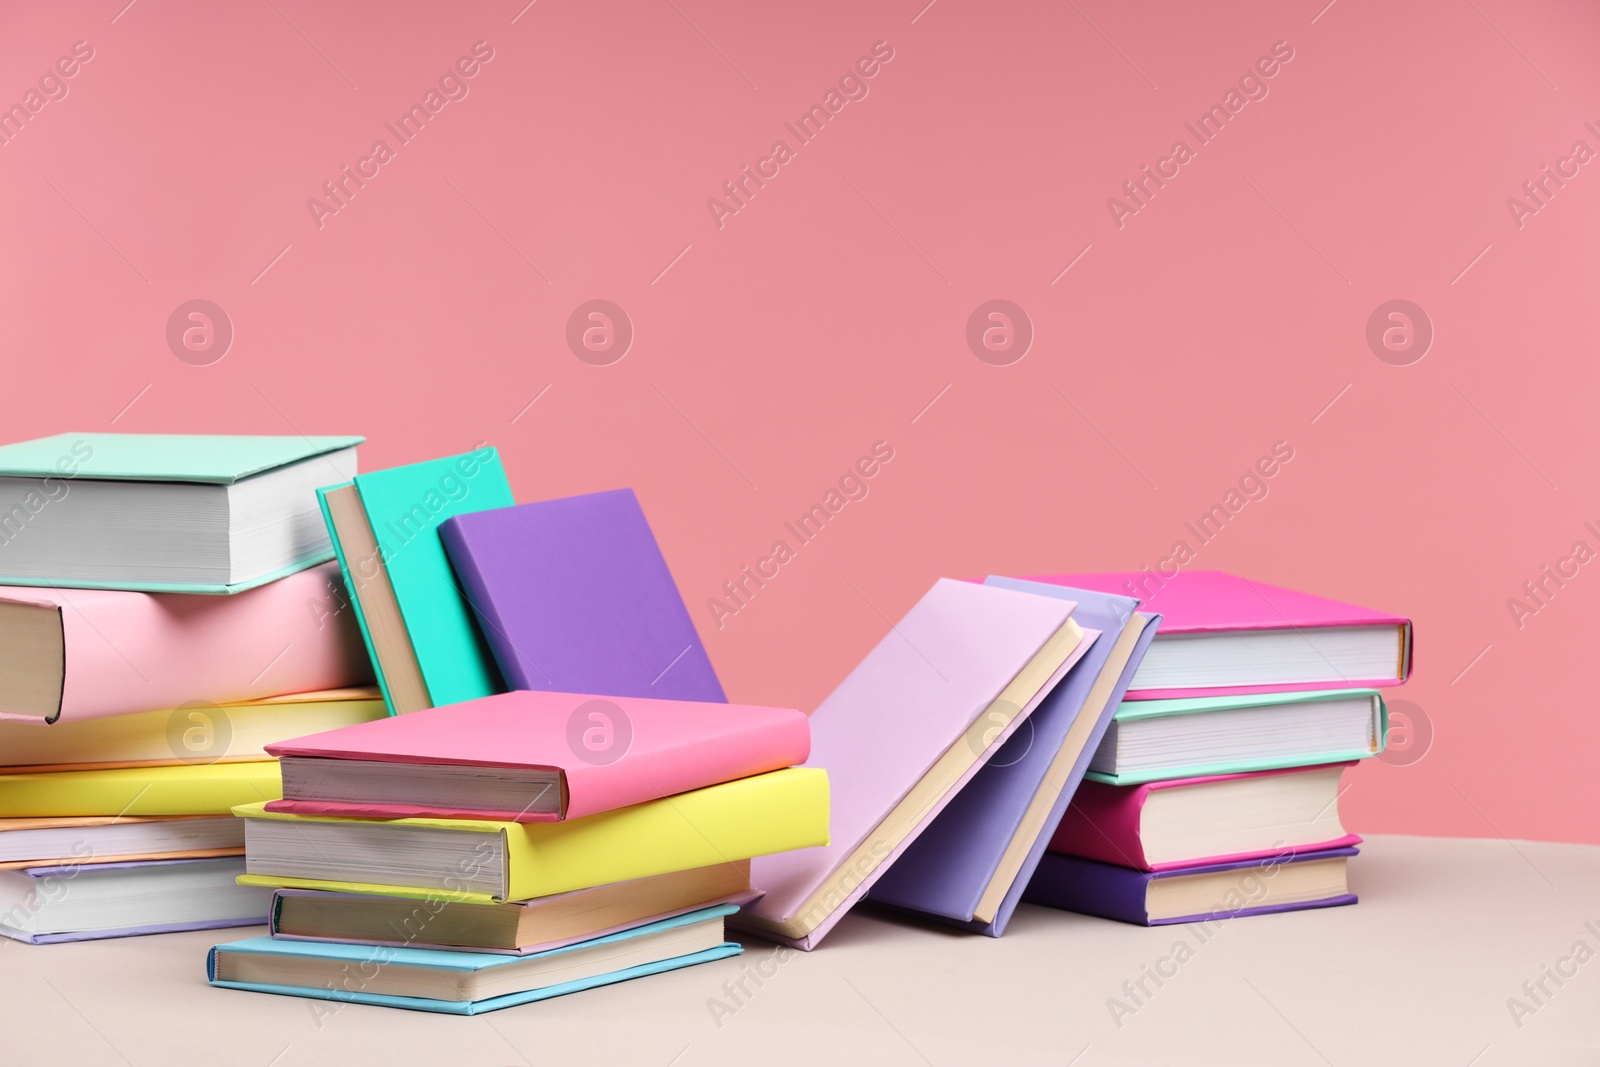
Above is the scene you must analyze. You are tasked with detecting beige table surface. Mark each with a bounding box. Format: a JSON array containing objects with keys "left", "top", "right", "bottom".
[{"left": 3, "top": 835, "right": 1597, "bottom": 1067}]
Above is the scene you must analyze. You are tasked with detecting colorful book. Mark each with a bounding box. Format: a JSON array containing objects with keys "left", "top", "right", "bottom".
[
  {"left": 208, "top": 906, "right": 741, "bottom": 1015},
  {"left": 318, "top": 448, "right": 514, "bottom": 715},
  {"left": 1024, "top": 846, "right": 1359, "bottom": 926},
  {"left": 1049, "top": 764, "right": 1360, "bottom": 871},
  {"left": 0, "top": 432, "right": 361, "bottom": 593},
  {"left": 1087, "top": 689, "right": 1387, "bottom": 785},
  {"left": 0, "top": 762, "right": 282, "bottom": 818},
  {"left": 738, "top": 579, "right": 1090, "bottom": 950},
  {"left": 235, "top": 766, "right": 828, "bottom": 903},
  {"left": 0, "top": 856, "right": 272, "bottom": 943},
  {"left": 1028, "top": 571, "right": 1411, "bottom": 697},
  {"left": 438, "top": 488, "right": 726, "bottom": 703},
  {"left": 868, "top": 580, "right": 1159, "bottom": 935},
  {"left": 0, "top": 563, "right": 372, "bottom": 725},
  {"left": 0, "top": 815, "right": 244, "bottom": 869},
  {"left": 263, "top": 689, "right": 809, "bottom": 822},
  {"left": 0, "top": 688, "right": 385, "bottom": 770},
  {"left": 270, "top": 861, "right": 754, "bottom": 955}
]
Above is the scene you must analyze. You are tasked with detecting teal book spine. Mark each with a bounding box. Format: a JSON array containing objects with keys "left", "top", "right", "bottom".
[{"left": 351, "top": 448, "right": 515, "bottom": 708}]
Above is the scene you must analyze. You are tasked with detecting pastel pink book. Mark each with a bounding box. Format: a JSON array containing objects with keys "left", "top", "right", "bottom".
[
  {"left": 0, "top": 561, "right": 373, "bottom": 725},
  {"left": 263, "top": 689, "right": 810, "bottom": 822},
  {"left": 1028, "top": 570, "right": 1412, "bottom": 698},
  {"left": 1048, "top": 762, "right": 1361, "bottom": 871}
]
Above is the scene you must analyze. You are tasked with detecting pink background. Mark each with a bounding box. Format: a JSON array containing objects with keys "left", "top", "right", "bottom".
[{"left": 2, "top": 1, "right": 1596, "bottom": 843}]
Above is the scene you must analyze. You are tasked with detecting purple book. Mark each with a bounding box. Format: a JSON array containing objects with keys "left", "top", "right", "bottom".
[
  {"left": 1024, "top": 846, "right": 1360, "bottom": 926},
  {"left": 867, "top": 581, "right": 1159, "bottom": 936},
  {"left": 438, "top": 488, "right": 725, "bottom": 703},
  {"left": 0, "top": 857, "right": 271, "bottom": 944}
]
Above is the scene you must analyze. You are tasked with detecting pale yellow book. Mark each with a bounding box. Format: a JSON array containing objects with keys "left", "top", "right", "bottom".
[
  {"left": 0, "top": 762, "right": 281, "bottom": 818},
  {"left": 235, "top": 766, "right": 829, "bottom": 903},
  {"left": 0, "top": 688, "right": 384, "bottom": 772}
]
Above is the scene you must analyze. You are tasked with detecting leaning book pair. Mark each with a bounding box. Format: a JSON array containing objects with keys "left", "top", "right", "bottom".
[
  {"left": 1023, "top": 570, "right": 1411, "bottom": 926},
  {"left": 207, "top": 689, "right": 831, "bottom": 1013},
  {"left": 0, "top": 433, "right": 391, "bottom": 943}
]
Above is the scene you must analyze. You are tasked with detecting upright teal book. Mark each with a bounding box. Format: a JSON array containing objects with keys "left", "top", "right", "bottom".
[{"left": 318, "top": 447, "right": 513, "bottom": 715}]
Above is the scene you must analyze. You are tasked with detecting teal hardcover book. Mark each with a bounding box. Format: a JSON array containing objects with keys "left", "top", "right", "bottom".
[
  {"left": 1085, "top": 688, "right": 1388, "bottom": 785},
  {"left": 207, "top": 905, "right": 741, "bottom": 1015},
  {"left": 0, "top": 433, "right": 362, "bottom": 483},
  {"left": 0, "top": 432, "right": 362, "bottom": 593},
  {"left": 318, "top": 447, "right": 514, "bottom": 715}
]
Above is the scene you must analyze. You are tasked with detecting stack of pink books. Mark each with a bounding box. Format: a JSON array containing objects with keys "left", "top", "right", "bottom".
[{"left": 1020, "top": 571, "right": 1413, "bottom": 926}]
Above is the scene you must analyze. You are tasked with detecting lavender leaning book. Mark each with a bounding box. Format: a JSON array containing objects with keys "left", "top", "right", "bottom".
[
  {"left": 867, "top": 580, "right": 1159, "bottom": 936},
  {"left": 1024, "top": 846, "right": 1360, "bottom": 926},
  {"left": 438, "top": 488, "right": 726, "bottom": 703}
]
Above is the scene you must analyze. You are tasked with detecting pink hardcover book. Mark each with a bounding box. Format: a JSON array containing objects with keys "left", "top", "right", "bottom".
[
  {"left": 1028, "top": 570, "right": 1412, "bottom": 698},
  {"left": 0, "top": 562, "right": 373, "bottom": 725},
  {"left": 1048, "top": 762, "right": 1362, "bottom": 871},
  {"left": 739, "top": 579, "right": 1092, "bottom": 950},
  {"left": 263, "top": 689, "right": 810, "bottom": 822}
]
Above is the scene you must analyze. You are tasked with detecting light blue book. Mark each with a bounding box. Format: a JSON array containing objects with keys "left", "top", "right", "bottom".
[
  {"left": 207, "top": 905, "right": 739, "bottom": 1015},
  {"left": 1085, "top": 688, "right": 1388, "bottom": 785}
]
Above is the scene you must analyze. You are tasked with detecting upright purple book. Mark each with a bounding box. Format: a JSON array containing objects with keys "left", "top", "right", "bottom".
[{"left": 437, "top": 489, "right": 726, "bottom": 703}]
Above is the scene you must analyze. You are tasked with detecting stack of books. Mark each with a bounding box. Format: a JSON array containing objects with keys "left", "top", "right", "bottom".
[
  {"left": 199, "top": 450, "right": 831, "bottom": 1012},
  {"left": 0, "top": 430, "right": 1421, "bottom": 984},
  {"left": 209, "top": 691, "right": 827, "bottom": 1013},
  {"left": 0, "top": 433, "right": 383, "bottom": 943},
  {"left": 1022, "top": 570, "right": 1413, "bottom": 926}
]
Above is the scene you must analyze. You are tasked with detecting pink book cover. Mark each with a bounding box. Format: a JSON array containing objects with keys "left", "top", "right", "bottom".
[
  {"left": 263, "top": 689, "right": 810, "bottom": 822},
  {"left": 740, "top": 578, "right": 1090, "bottom": 950},
  {"left": 1048, "top": 762, "right": 1362, "bottom": 871},
  {"left": 0, "top": 562, "right": 373, "bottom": 725},
  {"left": 1028, "top": 570, "right": 1413, "bottom": 699}
]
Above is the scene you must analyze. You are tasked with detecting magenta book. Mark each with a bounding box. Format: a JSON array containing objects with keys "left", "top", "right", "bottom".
[
  {"left": 1028, "top": 571, "right": 1411, "bottom": 698},
  {"left": 1049, "top": 763, "right": 1361, "bottom": 871}
]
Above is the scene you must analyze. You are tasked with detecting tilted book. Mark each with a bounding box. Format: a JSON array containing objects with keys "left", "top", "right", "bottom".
[
  {"left": 318, "top": 448, "right": 514, "bottom": 715},
  {"left": 737, "top": 579, "right": 1090, "bottom": 950},
  {"left": 437, "top": 488, "right": 726, "bottom": 703},
  {"left": 867, "top": 579, "right": 1159, "bottom": 935}
]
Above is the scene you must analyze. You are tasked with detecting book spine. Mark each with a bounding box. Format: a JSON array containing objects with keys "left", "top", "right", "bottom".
[
  {"left": 318, "top": 487, "right": 396, "bottom": 715},
  {"left": 1023, "top": 853, "right": 1153, "bottom": 925}
]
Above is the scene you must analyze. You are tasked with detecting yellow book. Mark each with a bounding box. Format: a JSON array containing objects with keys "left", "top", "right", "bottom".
[
  {"left": 0, "top": 688, "right": 385, "bottom": 772},
  {"left": 235, "top": 766, "right": 829, "bottom": 903},
  {"left": 0, "top": 762, "right": 282, "bottom": 818}
]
